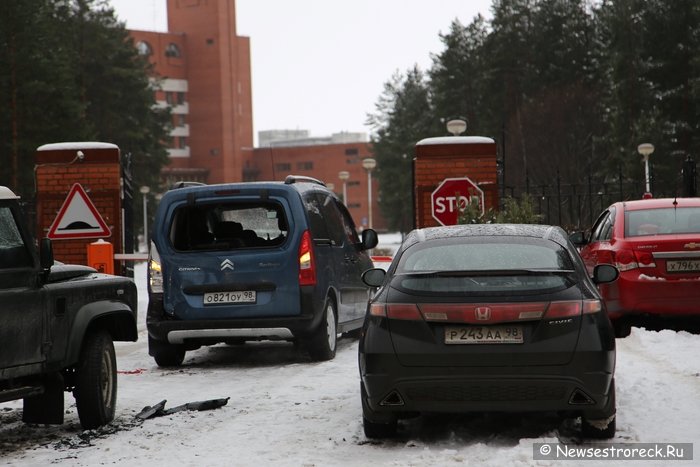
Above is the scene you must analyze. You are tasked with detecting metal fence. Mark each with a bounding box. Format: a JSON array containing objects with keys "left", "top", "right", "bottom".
[{"left": 504, "top": 177, "right": 674, "bottom": 231}]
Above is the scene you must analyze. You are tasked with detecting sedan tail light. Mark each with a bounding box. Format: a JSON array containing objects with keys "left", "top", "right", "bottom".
[
  {"left": 601, "top": 248, "right": 656, "bottom": 271},
  {"left": 370, "top": 301, "right": 602, "bottom": 323}
]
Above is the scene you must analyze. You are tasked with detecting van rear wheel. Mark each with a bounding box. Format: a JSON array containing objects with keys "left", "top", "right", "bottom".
[
  {"left": 306, "top": 298, "right": 337, "bottom": 361},
  {"left": 149, "top": 336, "right": 186, "bottom": 367}
]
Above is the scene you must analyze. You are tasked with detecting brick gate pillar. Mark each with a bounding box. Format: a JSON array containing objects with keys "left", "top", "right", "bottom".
[
  {"left": 34, "top": 142, "right": 126, "bottom": 274},
  {"left": 413, "top": 136, "right": 499, "bottom": 229}
]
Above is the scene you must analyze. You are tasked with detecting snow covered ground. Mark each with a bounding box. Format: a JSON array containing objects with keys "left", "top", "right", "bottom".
[{"left": 2, "top": 255, "right": 700, "bottom": 466}]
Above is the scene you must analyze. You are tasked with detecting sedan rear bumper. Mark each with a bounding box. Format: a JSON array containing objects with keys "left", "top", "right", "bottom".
[
  {"left": 603, "top": 273, "right": 700, "bottom": 318},
  {"left": 360, "top": 352, "right": 614, "bottom": 420}
]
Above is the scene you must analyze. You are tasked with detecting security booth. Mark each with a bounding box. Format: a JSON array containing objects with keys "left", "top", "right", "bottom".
[
  {"left": 34, "top": 142, "right": 134, "bottom": 276},
  {"left": 413, "top": 136, "right": 499, "bottom": 229}
]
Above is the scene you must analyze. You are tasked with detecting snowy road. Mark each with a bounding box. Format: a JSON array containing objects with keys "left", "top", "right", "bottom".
[{"left": 2, "top": 262, "right": 699, "bottom": 466}]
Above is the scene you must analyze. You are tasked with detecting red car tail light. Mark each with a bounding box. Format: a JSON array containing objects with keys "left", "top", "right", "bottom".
[
  {"left": 611, "top": 249, "right": 656, "bottom": 271},
  {"left": 298, "top": 230, "right": 316, "bottom": 286}
]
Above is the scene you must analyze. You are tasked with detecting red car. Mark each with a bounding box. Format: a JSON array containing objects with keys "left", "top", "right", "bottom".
[{"left": 572, "top": 197, "right": 700, "bottom": 337}]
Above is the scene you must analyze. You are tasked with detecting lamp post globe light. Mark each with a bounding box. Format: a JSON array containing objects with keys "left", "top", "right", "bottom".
[
  {"left": 637, "top": 143, "right": 655, "bottom": 194},
  {"left": 139, "top": 186, "right": 150, "bottom": 252},
  {"left": 362, "top": 158, "right": 377, "bottom": 229},
  {"left": 446, "top": 118, "right": 467, "bottom": 136},
  {"left": 338, "top": 170, "right": 350, "bottom": 205}
]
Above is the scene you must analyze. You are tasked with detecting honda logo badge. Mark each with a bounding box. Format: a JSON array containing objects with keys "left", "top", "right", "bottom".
[
  {"left": 475, "top": 307, "right": 491, "bottom": 321},
  {"left": 220, "top": 259, "right": 234, "bottom": 271}
]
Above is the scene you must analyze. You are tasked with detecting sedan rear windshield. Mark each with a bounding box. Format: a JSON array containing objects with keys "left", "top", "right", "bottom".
[
  {"left": 169, "top": 201, "right": 288, "bottom": 251},
  {"left": 625, "top": 207, "right": 700, "bottom": 237},
  {"left": 394, "top": 237, "right": 575, "bottom": 295}
]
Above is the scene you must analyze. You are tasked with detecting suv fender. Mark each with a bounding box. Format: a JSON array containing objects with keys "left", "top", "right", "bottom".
[{"left": 64, "top": 301, "right": 137, "bottom": 365}]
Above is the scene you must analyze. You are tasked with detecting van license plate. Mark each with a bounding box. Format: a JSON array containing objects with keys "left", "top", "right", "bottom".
[
  {"left": 203, "top": 291, "right": 256, "bottom": 305},
  {"left": 445, "top": 325, "right": 523, "bottom": 344}
]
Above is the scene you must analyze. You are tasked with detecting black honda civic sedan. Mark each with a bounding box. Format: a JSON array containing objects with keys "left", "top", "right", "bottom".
[{"left": 359, "top": 224, "right": 619, "bottom": 439}]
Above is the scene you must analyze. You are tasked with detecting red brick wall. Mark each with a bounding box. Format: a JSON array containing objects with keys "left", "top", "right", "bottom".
[
  {"left": 252, "top": 142, "right": 387, "bottom": 232},
  {"left": 414, "top": 137, "right": 499, "bottom": 228},
  {"left": 35, "top": 144, "right": 123, "bottom": 270}
]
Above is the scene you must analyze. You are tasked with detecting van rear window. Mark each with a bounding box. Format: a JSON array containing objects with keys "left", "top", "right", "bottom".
[{"left": 169, "top": 201, "right": 288, "bottom": 251}]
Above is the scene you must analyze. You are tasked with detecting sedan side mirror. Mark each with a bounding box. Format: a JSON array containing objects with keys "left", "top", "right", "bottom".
[
  {"left": 361, "top": 229, "right": 378, "bottom": 251},
  {"left": 362, "top": 268, "right": 386, "bottom": 287},
  {"left": 569, "top": 231, "right": 588, "bottom": 246},
  {"left": 593, "top": 264, "right": 618, "bottom": 284}
]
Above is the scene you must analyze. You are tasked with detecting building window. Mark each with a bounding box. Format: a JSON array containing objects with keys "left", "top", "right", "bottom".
[
  {"left": 348, "top": 203, "right": 361, "bottom": 209},
  {"left": 175, "top": 114, "right": 186, "bottom": 127},
  {"left": 178, "top": 137, "right": 188, "bottom": 149},
  {"left": 166, "top": 92, "right": 174, "bottom": 105},
  {"left": 136, "top": 41, "right": 152, "bottom": 56},
  {"left": 165, "top": 43, "right": 181, "bottom": 58},
  {"left": 177, "top": 92, "right": 185, "bottom": 105},
  {"left": 348, "top": 181, "right": 360, "bottom": 187},
  {"left": 275, "top": 163, "right": 291, "bottom": 172},
  {"left": 297, "top": 161, "right": 313, "bottom": 171},
  {"left": 345, "top": 148, "right": 359, "bottom": 156}
]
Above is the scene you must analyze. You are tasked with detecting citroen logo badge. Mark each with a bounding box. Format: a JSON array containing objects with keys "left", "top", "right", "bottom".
[
  {"left": 220, "top": 259, "right": 234, "bottom": 271},
  {"left": 475, "top": 307, "right": 491, "bottom": 321}
]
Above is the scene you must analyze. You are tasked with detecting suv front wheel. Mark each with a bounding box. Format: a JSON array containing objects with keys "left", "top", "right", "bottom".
[{"left": 306, "top": 298, "right": 337, "bottom": 361}]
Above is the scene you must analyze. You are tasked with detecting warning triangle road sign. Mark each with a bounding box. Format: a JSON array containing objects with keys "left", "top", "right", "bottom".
[{"left": 47, "top": 183, "right": 111, "bottom": 240}]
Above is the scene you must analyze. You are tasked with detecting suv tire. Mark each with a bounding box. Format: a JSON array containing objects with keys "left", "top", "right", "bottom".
[
  {"left": 149, "top": 336, "right": 186, "bottom": 367},
  {"left": 74, "top": 331, "right": 117, "bottom": 429},
  {"left": 306, "top": 298, "right": 337, "bottom": 361}
]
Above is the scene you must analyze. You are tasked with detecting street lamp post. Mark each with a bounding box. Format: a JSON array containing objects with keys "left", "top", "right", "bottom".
[
  {"left": 637, "top": 143, "right": 655, "bottom": 194},
  {"left": 362, "top": 158, "right": 377, "bottom": 229},
  {"left": 139, "top": 186, "right": 150, "bottom": 251},
  {"left": 338, "top": 171, "right": 350, "bottom": 205}
]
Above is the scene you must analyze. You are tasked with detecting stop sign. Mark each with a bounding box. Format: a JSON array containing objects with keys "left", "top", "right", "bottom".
[{"left": 431, "top": 177, "right": 484, "bottom": 226}]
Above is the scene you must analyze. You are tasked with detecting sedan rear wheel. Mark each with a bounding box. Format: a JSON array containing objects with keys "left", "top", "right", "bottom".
[
  {"left": 361, "top": 382, "right": 397, "bottom": 438},
  {"left": 582, "top": 379, "right": 616, "bottom": 439}
]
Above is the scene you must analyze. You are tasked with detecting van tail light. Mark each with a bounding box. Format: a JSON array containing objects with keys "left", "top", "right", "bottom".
[
  {"left": 298, "top": 230, "right": 316, "bottom": 286},
  {"left": 148, "top": 241, "right": 163, "bottom": 294},
  {"left": 606, "top": 249, "right": 656, "bottom": 271}
]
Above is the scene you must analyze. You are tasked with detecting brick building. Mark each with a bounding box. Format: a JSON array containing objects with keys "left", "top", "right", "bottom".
[
  {"left": 128, "top": 0, "right": 253, "bottom": 185},
  {"left": 126, "top": 0, "right": 389, "bottom": 231}
]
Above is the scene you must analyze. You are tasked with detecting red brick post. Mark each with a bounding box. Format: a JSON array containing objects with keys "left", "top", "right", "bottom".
[
  {"left": 35, "top": 143, "right": 124, "bottom": 272},
  {"left": 414, "top": 136, "right": 499, "bottom": 229}
]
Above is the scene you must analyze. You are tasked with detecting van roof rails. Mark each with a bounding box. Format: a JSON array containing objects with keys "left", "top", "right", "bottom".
[
  {"left": 170, "top": 181, "right": 206, "bottom": 190},
  {"left": 284, "top": 175, "right": 326, "bottom": 187}
]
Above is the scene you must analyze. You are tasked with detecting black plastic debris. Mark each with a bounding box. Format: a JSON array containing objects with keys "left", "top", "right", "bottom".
[{"left": 136, "top": 398, "right": 230, "bottom": 420}]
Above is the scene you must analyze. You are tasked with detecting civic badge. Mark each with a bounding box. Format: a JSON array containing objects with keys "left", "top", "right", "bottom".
[
  {"left": 684, "top": 242, "right": 699, "bottom": 249},
  {"left": 220, "top": 259, "right": 234, "bottom": 271},
  {"left": 475, "top": 307, "right": 491, "bottom": 321}
]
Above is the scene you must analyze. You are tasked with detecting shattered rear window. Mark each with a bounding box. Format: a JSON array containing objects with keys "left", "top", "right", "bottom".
[{"left": 169, "top": 201, "right": 288, "bottom": 251}]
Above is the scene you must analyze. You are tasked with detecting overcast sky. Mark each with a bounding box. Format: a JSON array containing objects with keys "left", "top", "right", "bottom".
[{"left": 109, "top": 0, "right": 493, "bottom": 142}]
